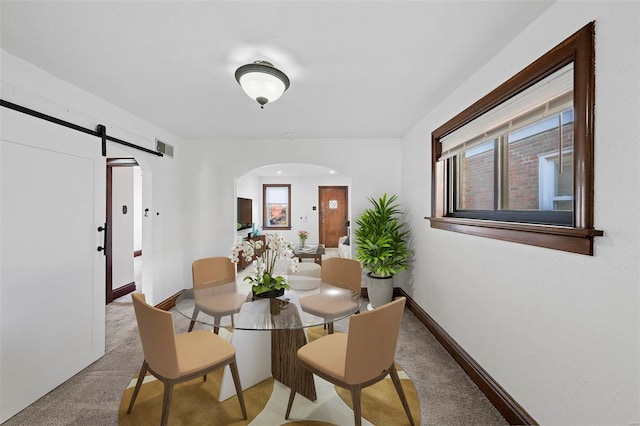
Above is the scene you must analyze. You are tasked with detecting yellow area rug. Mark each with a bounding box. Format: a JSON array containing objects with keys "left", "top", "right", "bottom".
[{"left": 119, "top": 327, "right": 420, "bottom": 425}]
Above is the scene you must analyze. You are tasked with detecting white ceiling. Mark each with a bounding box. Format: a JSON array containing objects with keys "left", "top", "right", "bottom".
[
  {"left": 0, "top": 1, "right": 554, "bottom": 141},
  {"left": 251, "top": 162, "right": 342, "bottom": 177}
]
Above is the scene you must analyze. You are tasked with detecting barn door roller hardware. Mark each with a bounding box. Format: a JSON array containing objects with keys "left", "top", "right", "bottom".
[{"left": 1, "top": 99, "right": 164, "bottom": 157}]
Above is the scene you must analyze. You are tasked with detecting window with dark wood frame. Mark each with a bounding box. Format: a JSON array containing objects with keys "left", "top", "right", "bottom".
[
  {"left": 263, "top": 184, "right": 292, "bottom": 230},
  {"left": 428, "top": 22, "right": 603, "bottom": 255}
]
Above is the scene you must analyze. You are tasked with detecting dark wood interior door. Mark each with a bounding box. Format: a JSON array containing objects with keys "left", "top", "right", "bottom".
[
  {"left": 106, "top": 158, "right": 138, "bottom": 303},
  {"left": 318, "top": 186, "right": 348, "bottom": 248}
]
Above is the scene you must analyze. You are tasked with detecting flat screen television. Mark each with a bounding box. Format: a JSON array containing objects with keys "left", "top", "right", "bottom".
[{"left": 237, "top": 197, "right": 253, "bottom": 230}]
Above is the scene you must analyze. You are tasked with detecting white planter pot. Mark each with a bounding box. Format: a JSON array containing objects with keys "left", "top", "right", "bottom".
[{"left": 366, "top": 273, "right": 394, "bottom": 308}]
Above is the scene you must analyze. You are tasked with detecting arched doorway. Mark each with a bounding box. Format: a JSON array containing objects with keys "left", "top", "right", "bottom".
[{"left": 235, "top": 162, "right": 351, "bottom": 251}]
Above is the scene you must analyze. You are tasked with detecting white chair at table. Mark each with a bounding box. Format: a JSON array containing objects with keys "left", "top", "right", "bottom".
[
  {"left": 188, "top": 256, "right": 247, "bottom": 334},
  {"left": 299, "top": 257, "right": 362, "bottom": 334}
]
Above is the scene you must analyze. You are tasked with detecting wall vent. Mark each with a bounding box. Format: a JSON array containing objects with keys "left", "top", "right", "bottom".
[{"left": 155, "top": 139, "right": 174, "bottom": 157}]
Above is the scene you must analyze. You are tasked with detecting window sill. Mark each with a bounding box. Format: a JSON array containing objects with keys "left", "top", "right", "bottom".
[{"left": 426, "top": 216, "right": 603, "bottom": 255}]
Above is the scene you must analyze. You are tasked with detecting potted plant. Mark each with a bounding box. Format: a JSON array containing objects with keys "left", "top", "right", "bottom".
[
  {"left": 230, "top": 233, "right": 296, "bottom": 297},
  {"left": 354, "top": 193, "right": 411, "bottom": 308}
]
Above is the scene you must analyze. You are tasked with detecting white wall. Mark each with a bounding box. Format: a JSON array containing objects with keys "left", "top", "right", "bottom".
[
  {"left": 400, "top": 2, "right": 639, "bottom": 424},
  {"left": 181, "top": 138, "right": 401, "bottom": 286},
  {"left": 1, "top": 49, "right": 188, "bottom": 305}
]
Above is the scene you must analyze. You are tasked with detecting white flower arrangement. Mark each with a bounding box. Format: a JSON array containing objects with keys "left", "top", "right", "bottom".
[{"left": 230, "top": 233, "right": 297, "bottom": 295}]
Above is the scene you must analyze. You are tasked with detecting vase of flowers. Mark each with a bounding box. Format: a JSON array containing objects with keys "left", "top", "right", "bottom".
[
  {"left": 298, "top": 230, "right": 309, "bottom": 247},
  {"left": 230, "top": 233, "right": 295, "bottom": 297}
]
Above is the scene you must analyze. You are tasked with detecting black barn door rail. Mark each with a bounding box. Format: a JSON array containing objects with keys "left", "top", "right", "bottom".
[{"left": 1, "top": 99, "right": 163, "bottom": 157}]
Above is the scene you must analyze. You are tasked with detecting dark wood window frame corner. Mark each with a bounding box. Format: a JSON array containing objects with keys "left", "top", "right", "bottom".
[
  {"left": 262, "top": 183, "right": 292, "bottom": 231},
  {"left": 428, "top": 22, "right": 603, "bottom": 256}
]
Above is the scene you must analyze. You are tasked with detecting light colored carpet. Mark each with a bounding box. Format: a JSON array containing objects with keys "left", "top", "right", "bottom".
[{"left": 2, "top": 296, "right": 507, "bottom": 425}]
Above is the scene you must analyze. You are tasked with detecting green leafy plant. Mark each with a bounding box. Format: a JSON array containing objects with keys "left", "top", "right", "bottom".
[
  {"left": 245, "top": 272, "right": 289, "bottom": 295},
  {"left": 355, "top": 193, "right": 411, "bottom": 277}
]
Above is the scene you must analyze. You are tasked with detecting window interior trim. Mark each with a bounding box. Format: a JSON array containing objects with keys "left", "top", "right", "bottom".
[
  {"left": 262, "top": 183, "right": 292, "bottom": 230},
  {"left": 428, "top": 22, "right": 603, "bottom": 255}
]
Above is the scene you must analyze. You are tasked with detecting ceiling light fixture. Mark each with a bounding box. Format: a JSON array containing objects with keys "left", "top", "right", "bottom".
[{"left": 235, "top": 60, "right": 290, "bottom": 109}]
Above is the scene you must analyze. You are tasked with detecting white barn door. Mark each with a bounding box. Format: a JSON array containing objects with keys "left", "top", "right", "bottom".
[{"left": 0, "top": 108, "right": 106, "bottom": 421}]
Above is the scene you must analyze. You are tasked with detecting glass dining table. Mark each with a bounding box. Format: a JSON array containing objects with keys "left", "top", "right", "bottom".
[{"left": 174, "top": 278, "right": 362, "bottom": 402}]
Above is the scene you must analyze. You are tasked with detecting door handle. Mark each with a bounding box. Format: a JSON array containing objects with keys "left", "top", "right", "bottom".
[{"left": 97, "top": 223, "right": 107, "bottom": 255}]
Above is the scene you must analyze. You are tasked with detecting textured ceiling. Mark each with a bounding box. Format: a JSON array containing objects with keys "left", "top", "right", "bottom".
[{"left": 0, "top": 1, "right": 554, "bottom": 140}]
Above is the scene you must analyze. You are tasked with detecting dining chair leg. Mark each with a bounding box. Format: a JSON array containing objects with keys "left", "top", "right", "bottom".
[
  {"left": 285, "top": 352, "right": 303, "bottom": 420},
  {"left": 229, "top": 359, "right": 248, "bottom": 419},
  {"left": 213, "top": 315, "right": 221, "bottom": 335},
  {"left": 285, "top": 387, "right": 297, "bottom": 419},
  {"left": 160, "top": 379, "right": 174, "bottom": 426},
  {"left": 127, "top": 361, "right": 148, "bottom": 414},
  {"left": 350, "top": 385, "right": 362, "bottom": 426},
  {"left": 389, "top": 364, "right": 415, "bottom": 426},
  {"left": 327, "top": 322, "right": 334, "bottom": 334},
  {"left": 188, "top": 307, "right": 200, "bottom": 332}
]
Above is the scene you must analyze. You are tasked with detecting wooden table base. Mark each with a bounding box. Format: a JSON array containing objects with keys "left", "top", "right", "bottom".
[{"left": 271, "top": 329, "right": 317, "bottom": 401}]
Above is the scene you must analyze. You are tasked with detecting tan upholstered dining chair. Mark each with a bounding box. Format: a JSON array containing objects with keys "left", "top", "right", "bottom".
[
  {"left": 299, "top": 257, "right": 362, "bottom": 334},
  {"left": 188, "top": 256, "right": 247, "bottom": 333},
  {"left": 128, "top": 293, "right": 247, "bottom": 426},
  {"left": 286, "top": 297, "right": 415, "bottom": 426}
]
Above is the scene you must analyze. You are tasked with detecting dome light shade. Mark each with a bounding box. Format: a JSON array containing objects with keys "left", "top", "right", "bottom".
[{"left": 235, "top": 61, "right": 290, "bottom": 108}]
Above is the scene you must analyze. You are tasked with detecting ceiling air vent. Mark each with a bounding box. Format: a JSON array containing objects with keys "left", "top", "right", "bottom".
[{"left": 155, "top": 139, "right": 174, "bottom": 157}]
